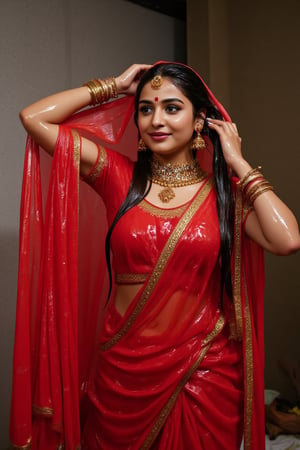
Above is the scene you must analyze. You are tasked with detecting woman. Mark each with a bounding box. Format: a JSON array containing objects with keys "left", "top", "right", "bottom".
[{"left": 10, "top": 62, "right": 300, "bottom": 450}]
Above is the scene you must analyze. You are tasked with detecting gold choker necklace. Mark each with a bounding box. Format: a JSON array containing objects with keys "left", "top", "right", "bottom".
[{"left": 151, "top": 158, "right": 206, "bottom": 203}]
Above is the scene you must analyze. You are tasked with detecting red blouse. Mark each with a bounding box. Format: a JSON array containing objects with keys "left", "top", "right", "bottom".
[{"left": 85, "top": 146, "right": 220, "bottom": 284}]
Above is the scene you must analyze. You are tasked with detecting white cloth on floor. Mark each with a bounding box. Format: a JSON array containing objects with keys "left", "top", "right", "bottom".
[{"left": 265, "top": 434, "right": 300, "bottom": 450}]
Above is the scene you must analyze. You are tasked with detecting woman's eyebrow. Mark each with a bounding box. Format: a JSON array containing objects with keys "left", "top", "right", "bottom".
[{"left": 138, "top": 98, "right": 185, "bottom": 105}]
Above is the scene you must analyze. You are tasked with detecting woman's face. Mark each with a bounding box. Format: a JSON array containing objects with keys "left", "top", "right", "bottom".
[{"left": 137, "top": 78, "right": 196, "bottom": 163}]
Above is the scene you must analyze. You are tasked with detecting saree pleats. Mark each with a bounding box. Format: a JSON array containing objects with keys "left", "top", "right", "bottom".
[{"left": 156, "top": 334, "right": 243, "bottom": 450}]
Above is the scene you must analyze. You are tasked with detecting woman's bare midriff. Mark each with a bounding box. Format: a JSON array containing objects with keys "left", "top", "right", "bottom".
[{"left": 114, "top": 283, "right": 144, "bottom": 317}]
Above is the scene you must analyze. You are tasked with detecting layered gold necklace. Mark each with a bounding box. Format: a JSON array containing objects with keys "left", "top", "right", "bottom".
[{"left": 151, "top": 158, "right": 206, "bottom": 203}]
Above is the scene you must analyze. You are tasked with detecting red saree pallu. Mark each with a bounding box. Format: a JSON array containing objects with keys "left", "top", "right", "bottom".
[
  {"left": 10, "top": 129, "right": 81, "bottom": 450},
  {"left": 10, "top": 97, "right": 137, "bottom": 449},
  {"left": 10, "top": 67, "right": 265, "bottom": 449}
]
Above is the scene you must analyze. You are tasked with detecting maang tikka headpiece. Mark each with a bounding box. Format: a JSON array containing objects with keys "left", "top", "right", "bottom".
[{"left": 151, "top": 75, "right": 163, "bottom": 89}]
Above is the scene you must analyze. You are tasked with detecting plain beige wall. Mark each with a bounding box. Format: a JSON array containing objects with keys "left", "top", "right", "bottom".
[
  {"left": 0, "top": 0, "right": 185, "bottom": 446},
  {"left": 188, "top": 0, "right": 300, "bottom": 399}
]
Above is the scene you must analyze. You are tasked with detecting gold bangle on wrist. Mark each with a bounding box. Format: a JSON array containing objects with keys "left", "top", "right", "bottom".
[
  {"left": 237, "top": 166, "right": 262, "bottom": 191},
  {"left": 237, "top": 166, "right": 274, "bottom": 205},
  {"left": 84, "top": 80, "right": 97, "bottom": 105},
  {"left": 100, "top": 79, "right": 109, "bottom": 101},
  {"left": 84, "top": 79, "right": 103, "bottom": 105},
  {"left": 245, "top": 178, "right": 269, "bottom": 196},
  {"left": 248, "top": 183, "right": 274, "bottom": 204},
  {"left": 83, "top": 76, "right": 118, "bottom": 105}
]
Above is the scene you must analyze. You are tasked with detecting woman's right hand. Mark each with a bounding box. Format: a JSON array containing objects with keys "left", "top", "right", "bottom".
[
  {"left": 19, "top": 63, "right": 152, "bottom": 176},
  {"left": 115, "top": 64, "right": 152, "bottom": 96}
]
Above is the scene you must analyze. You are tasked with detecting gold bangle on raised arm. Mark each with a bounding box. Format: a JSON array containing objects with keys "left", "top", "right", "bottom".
[
  {"left": 248, "top": 183, "right": 274, "bottom": 204},
  {"left": 83, "top": 77, "right": 118, "bottom": 105}
]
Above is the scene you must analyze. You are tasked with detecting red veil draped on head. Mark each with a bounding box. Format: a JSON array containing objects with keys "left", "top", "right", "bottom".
[{"left": 10, "top": 62, "right": 265, "bottom": 450}]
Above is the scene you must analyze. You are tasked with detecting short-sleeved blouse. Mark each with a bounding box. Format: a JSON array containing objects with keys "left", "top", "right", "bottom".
[{"left": 84, "top": 146, "right": 221, "bottom": 284}]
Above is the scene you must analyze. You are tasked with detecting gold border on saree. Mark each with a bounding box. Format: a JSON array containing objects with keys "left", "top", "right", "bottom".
[
  {"left": 83, "top": 144, "right": 107, "bottom": 184},
  {"left": 138, "top": 199, "right": 187, "bottom": 218},
  {"left": 243, "top": 271, "right": 254, "bottom": 450},
  {"left": 232, "top": 185, "right": 254, "bottom": 450},
  {"left": 232, "top": 187, "right": 243, "bottom": 340},
  {"left": 32, "top": 404, "right": 54, "bottom": 416},
  {"left": 115, "top": 273, "right": 149, "bottom": 284},
  {"left": 101, "top": 178, "right": 214, "bottom": 352},
  {"left": 71, "top": 130, "right": 81, "bottom": 198}
]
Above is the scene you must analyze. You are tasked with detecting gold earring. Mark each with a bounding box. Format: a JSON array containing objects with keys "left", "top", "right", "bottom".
[
  {"left": 138, "top": 138, "right": 147, "bottom": 151},
  {"left": 191, "top": 122, "right": 206, "bottom": 150}
]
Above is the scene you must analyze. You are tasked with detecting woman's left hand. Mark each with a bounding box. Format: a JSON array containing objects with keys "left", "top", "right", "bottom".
[
  {"left": 206, "top": 118, "right": 244, "bottom": 172},
  {"left": 206, "top": 119, "right": 300, "bottom": 255}
]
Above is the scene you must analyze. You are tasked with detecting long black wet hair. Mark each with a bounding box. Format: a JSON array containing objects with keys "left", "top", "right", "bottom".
[{"left": 105, "top": 63, "right": 234, "bottom": 302}]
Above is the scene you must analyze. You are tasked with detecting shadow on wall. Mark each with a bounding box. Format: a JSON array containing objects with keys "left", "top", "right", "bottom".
[
  {"left": 174, "top": 21, "right": 187, "bottom": 63},
  {"left": 0, "top": 231, "right": 19, "bottom": 446}
]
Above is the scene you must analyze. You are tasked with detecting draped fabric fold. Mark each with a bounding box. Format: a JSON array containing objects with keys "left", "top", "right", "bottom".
[
  {"left": 10, "top": 129, "right": 81, "bottom": 449},
  {"left": 10, "top": 97, "right": 137, "bottom": 449},
  {"left": 80, "top": 173, "right": 264, "bottom": 450},
  {"left": 9, "top": 136, "right": 43, "bottom": 450},
  {"left": 232, "top": 187, "right": 265, "bottom": 449},
  {"left": 10, "top": 66, "right": 265, "bottom": 450}
]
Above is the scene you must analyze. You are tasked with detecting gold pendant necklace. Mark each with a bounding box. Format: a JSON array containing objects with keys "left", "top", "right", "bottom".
[
  {"left": 151, "top": 158, "right": 206, "bottom": 203},
  {"left": 158, "top": 187, "right": 176, "bottom": 203}
]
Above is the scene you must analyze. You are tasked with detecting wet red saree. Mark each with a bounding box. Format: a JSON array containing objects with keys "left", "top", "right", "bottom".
[
  {"left": 81, "top": 172, "right": 243, "bottom": 449},
  {"left": 10, "top": 65, "right": 265, "bottom": 450}
]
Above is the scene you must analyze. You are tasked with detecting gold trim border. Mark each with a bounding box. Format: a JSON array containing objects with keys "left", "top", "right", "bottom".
[
  {"left": 101, "top": 178, "right": 214, "bottom": 351},
  {"left": 138, "top": 200, "right": 187, "bottom": 218},
  {"left": 233, "top": 187, "right": 243, "bottom": 339},
  {"left": 84, "top": 145, "right": 107, "bottom": 184},
  {"left": 71, "top": 130, "right": 81, "bottom": 170},
  {"left": 71, "top": 130, "right": 81, "bottom": 199},
  {"left": 141, "top": 314, "right": 225, "bottom": 449},
  {"left": 233, "top": 186, "right": 254, "bottom": 450},
  {"left": 32, "top": 404, "right": 54, "bottom": 416},
  {"left": 115, "top": 273, "right": 149, "bottom": 284},
  {"left": 243, "top": 272, "right": 253, "bottom": 450}
]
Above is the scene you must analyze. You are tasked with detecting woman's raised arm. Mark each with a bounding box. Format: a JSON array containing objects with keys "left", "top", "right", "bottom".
[
  {"left": 207, "top": 117, "right": 300, "bottom": 255},
  {"left": 19, "top": 64, "right": 151, "bottom": 176}
]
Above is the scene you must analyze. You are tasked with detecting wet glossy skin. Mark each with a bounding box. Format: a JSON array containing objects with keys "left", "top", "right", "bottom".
[{"left": 137, "top": 79, "right": 197, "bottom": 164}]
